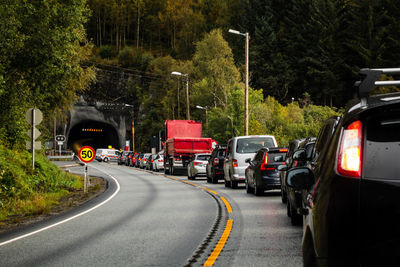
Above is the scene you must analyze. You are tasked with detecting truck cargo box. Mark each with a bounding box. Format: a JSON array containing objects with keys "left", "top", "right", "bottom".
[
  {"left": 165, "top": 120, "right": 202, "bottom": 139},
  {"left": 166, "top": 137, "right": 213, "bottom": 156}
]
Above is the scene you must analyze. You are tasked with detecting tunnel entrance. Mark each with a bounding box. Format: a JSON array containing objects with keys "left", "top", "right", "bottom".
[{"left": 68, "top": 120, "right": 120, "bottom": 152}]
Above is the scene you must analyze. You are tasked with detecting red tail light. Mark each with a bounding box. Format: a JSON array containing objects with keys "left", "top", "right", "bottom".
[
  {"left": 151, "top": 159, "right": 154, "bottom": 162},
  {"left": 260, "top": 154, "right": 269, "bottom": 170},
  {"left": 158, "top": 159, "right": 163, "bottom": 162},
  {"left": 279, "top": 148, "right": 288, "bottom": 153},
  {"left": 193, "top": 161, "right": 202, "bottom": 166},
  {"left": 232, "top": 159, "right": 238, "bottom": 168},
  {"left": 214, "top": 158, "right": 219, "bottom": 165},
  {"left": 337, "top": 120, "right": 363, "bottom": 178}
]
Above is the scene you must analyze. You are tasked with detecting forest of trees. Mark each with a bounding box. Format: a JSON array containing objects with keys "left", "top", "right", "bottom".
[{"left": 1, "top": 0, "right": 400, "bottom": 149}]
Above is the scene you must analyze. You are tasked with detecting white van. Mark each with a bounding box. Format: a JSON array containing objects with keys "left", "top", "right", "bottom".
[
  {"left": 95, "top": 148, "right": 120, "bottom": 162},
  {"left": 223, "top": 135, "right": 278, "bottom": 188}
]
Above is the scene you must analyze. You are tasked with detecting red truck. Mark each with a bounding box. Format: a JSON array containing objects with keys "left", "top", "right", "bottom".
[{"left": 164, "top": 120, "right": 214, "bottom": 175}]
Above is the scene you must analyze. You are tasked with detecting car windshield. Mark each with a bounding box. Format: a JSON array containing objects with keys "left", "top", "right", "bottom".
[
  {"left": 236, "top": 137, "right": 275, "bottom": 153},
  {"left": 197, "top": 155, "right": 211, "bottom": 161}
]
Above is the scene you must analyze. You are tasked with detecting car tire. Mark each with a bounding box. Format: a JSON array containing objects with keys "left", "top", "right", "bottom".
[
  {"left": 224, "top": 178, "right": 230, "bottom": 188},
  {"left": 254, "top": 178, "right": 263, "bottom": 196},
  {"left": 287, "top": 201, "right": 291, "bottom": 217},
  {"left": 245, "top": 178, "right": 253, "bottom": 194},
  {"left": 103, "top": 157, "right": 109, "bottom": 163},
  {"left": 231, "top": 180, "right": 238, "bottom": 189},
  {"left": 290, "top": 204, "right": 302, "bottom": 225},
  {"left": 281, "top": 189, "right": 287, "bottom": 203},
  {"left": 302, "top": 231, "right": 317, "bottom": 267},
  {"left": 164, "top": 167, "right": 170, "bottom": 175},
  {"left": 212, "top": 176, "right": 218, "bottom": 184}
]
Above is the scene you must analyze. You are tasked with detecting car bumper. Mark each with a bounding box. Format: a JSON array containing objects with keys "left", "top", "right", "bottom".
[{"left": 260, "top": 176, "right": 281, "bottom": 189}]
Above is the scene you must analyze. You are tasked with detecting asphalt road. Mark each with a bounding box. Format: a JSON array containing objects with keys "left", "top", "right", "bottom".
[{"left": 0, "top": 162, "right": 302, "bottom": 266}]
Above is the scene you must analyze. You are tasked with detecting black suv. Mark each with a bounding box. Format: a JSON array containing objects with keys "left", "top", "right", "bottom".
[
  {"left": 286, "top": 68, "right": 400, "bottom": 266},
  {"left": 206, "top": 145, "right": 226, "bottom": 184}
]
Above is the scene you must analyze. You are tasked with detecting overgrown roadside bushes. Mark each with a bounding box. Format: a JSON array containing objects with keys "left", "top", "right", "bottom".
[{"left": 0, "top": 145, "right": 82, "bottom": 222}]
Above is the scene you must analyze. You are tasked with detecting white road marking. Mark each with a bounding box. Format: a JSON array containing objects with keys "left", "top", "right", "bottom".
[{"left": 0, "top": 165, "right": 120, "bottom": 247}]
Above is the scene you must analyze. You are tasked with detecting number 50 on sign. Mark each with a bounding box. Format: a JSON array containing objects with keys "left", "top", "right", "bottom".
[{"left": 78, "top": 146, "right": 95, "bottom": 163}]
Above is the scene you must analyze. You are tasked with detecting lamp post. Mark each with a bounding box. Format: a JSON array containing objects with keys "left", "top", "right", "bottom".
[
  {"left": 125, "top": 104, "right": 135, "bottom": 152},
  {"left": 171, "top": 71, "right": 190, "bottom": 120},
  {"left": 196, "top": 105, "right": 208, "bottom": 130},
  {"left": 229, "top": 29, "right": 249, "bottom": 136}
]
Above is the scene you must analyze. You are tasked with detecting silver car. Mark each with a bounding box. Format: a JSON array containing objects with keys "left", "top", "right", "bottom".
[
  {"left": 187, "top": 153, "right": 211, "bottom": 180},
  {"left": 152, "top": 153, "right": 164, "bottom": 172},
  {"left": 223, "top": 135, "right": 277, "bottom": 188},
  {"left": 140, "top": 153, "right": 152, "bottom": 169}
]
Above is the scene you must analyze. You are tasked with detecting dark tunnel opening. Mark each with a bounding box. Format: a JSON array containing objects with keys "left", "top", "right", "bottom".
[{"left": 68, "top": 120, "right": 120, "bottom": 152}]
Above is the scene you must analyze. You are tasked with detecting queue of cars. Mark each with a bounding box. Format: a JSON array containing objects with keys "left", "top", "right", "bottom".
[{"left": 97, "top": 68, "right": 400, "bottom": 266}]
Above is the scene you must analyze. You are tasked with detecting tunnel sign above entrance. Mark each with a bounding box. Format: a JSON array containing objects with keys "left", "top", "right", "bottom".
[{"left": 78, "top": 146, "right": 95, "bottom": 163}]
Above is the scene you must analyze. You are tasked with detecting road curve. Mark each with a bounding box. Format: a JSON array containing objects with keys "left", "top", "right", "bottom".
[{"left": 0, "top": 162, "right": 218, "bottom": 266}]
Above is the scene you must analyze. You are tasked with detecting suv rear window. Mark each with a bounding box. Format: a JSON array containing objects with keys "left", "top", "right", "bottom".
[
  {"left": 236, "top": 137, "right": 275, "bottom": 154},
  {"left": 364, "top": 116, "right": 400, "bottom": 180}
]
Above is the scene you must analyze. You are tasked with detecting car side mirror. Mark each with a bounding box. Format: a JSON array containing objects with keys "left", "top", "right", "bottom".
[
  {"left": 293, "top": 149, "right": 307, "bottom": 162},
  {"left": 286, "top": 167, "right": 314, "bottom": 190},
  {"left": 277, "top": 164, "right": 288, "bottom": 171},
  {"left": 245, "top": 158, "right": 251, "bottom": 163},
  {"left": 274, "top": 155, "right": 284, "bottom": 162}
]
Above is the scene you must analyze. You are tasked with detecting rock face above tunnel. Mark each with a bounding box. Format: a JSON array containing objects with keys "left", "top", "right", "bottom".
[{"left": 64, "top": 100, "right": 131, "bottom": 151}]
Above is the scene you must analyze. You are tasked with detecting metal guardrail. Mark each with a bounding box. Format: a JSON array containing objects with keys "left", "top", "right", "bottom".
[{"left": 46, "top": 150, "right": 75, "bottom": 160}]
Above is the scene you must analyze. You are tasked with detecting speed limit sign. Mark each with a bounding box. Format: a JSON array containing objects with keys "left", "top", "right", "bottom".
[{"left": 78, "top": 146, "right": 95, "bottom": 163}]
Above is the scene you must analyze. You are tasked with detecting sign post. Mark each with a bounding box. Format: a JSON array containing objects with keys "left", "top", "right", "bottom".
[
  {"left": 55, "top": 135, "right": 66, "bottom": 156},
  {"left": 26, "top": 108, "right": 43, "bottom": 169},
  {"left": 78, "top": 146, "right": 95, "bottom": 194}
]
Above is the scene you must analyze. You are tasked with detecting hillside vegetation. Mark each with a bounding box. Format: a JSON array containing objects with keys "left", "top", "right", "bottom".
[{"left": 0, "top": 145, "right": 82, "bottom": 222}]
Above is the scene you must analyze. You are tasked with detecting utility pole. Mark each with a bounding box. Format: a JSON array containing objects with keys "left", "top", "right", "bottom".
[{"left": 185, "top": 75, "right": 190, "bottom": 120}]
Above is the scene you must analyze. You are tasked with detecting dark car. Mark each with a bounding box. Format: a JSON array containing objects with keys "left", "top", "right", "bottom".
[
  {"left": 286, "top": 68, "right": 400, "bottom": 265},
  {"left": 244, "top": 147, "right": 287, "bottom": 196},
  {"left": 135, "top": 152, "right": 144, "bottom": 168},
  {"left": 279, "top": 137, "right": 315, "bottom": 225},
  {"left": 280, "top": 138, "right": 305, "bottom": 203},
  {"left": 206, "top": 145, "right": 226, "bottom": 184},
  {"left": 125, "top": 152, "right": 135, "bottom": 166},
  {"left": 118, "top": 151, "right": 131, "bottom": 165}
]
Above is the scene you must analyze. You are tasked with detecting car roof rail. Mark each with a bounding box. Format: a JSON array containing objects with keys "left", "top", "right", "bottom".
[{"left": 354, "top": 68, "right": 400, "bottom": 103}]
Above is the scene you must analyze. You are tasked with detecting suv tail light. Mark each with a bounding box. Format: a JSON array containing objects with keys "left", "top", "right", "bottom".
[
  {"left": 337, "top": 120, "right": 363, "bottom": 178},
  {"left": 193, "top": 161, "right": 202, "bottom": 166},
  {"left": 260, "top": 154, "right": 269, "bottom": 170},
  {"left": 232, "top": 159, "right": 238, "bottom": 168},
  {"left": 214, "top": 158, "right": 219, "bottom": 165}
]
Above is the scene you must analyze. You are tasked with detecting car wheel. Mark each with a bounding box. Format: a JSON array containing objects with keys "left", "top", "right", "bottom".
[
  {"left": 224, "top": 178, "right": 230, "bottom": 188},
  {"left": 231, "top": 180, "right": 238, "bottom": 189},
  {"left": 287, "top": 201, "right": 291, "bottom": 217},
  {"left": 290, "top": 204, "right": 302, "bottom": 225},
  {"left": 103, "top": 157, "right": 109, "bottom": 162},
  {"left": 302, "top": 231, "right": 317, "bottom": 267},
  {"left": 254, "top": 178, "right": 263, "bottom": 196},
  {"left": 245, "top": 178, "right": 253, "bottom": 194},
  {"left": 188, "top": 168, "right": 193, "bottom": 180},
  {"left": 212, "top": 176, "right": 218, "bottom": 184},
  {"left": 164, "top": 167, "right": 170, "bottom": 175},
  {"left": 281, "top": 189, "right": 287, "bottom": 203}
]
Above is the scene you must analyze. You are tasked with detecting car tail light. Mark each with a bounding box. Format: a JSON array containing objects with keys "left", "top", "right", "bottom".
[
  {"left": 260, "top": 154, "right": 269, "bottom": 170},
  {"left": 214, "top": 158, "right": 219, "bottom": 165},
  {"left": 279, "top": 148, "right": 288, "bottom": 153},
  {"left": 143, "top": 159, "right": 147, "bottom": 162},
  {"left": 337, "top": 120, "right": 363, "bottom": 178},
  {"left": 193, "top": 161, "right": 202, "bottom": 166},
  {"left": 232, "top": 159, "right": 238, "bottom": 168},
  {"left": 151, "top": 159, "right": 154, "bottom": 162},
  {"left": 158, "top": 159, "right": 163, "bottom": 162}
]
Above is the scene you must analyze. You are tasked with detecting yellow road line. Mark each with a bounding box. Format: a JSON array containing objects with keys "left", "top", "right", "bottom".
[
  {"left": 203, "top": 219, "right": 233, "bottom": 266},
  {"left": 201, "top": 187, "right": 219, "bottom": 195},
  {"left": 220, "top": 197, "right": 232, "bottom": 213},
  {"left": 166, "top": 176, "right": 179, "bottom": 181},
  {"left": 181, "top": 180, "right": 198, "bottom": 187}
]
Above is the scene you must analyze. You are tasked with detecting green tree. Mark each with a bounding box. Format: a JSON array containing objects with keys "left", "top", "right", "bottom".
[{"left": 0, "top": 0, "right": 94, "bottom": 147}]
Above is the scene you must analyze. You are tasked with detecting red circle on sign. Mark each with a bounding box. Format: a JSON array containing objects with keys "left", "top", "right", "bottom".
[{"left": 78, "top": 146, "right": 95, "bottom": 163}]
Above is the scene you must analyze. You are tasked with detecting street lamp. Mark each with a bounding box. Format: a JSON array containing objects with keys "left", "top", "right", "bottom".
[
  {"left": 171, "top": 71, "right": 190, "bottom": 120},
  {"left": 196, "top": 105, "right": 208, "bottom": 129},
  {"left": 125, "top": 104, "right": 135, "bottom": 152},
  {"left": 229, "top": 28, "right": 249, "bottom": 136}
]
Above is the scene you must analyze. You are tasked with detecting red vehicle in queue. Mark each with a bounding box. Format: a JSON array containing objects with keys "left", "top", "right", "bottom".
[{"left": 163, "top": 120, "right": 214, "bottom": 175}]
